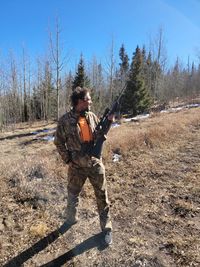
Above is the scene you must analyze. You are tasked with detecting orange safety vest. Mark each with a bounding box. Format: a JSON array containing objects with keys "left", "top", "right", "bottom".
[{"left": 78, "top": 116, "right": 93, "bottom": 142}]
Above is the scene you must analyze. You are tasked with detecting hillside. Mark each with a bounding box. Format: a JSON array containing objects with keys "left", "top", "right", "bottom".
[{"left": 0, "top": 108, "right": 200, "bottom": 267}]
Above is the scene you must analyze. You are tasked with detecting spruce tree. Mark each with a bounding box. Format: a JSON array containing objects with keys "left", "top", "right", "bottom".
[
  {"left": 122, "top": 46, "right": 152, "bottom": 116},
  {"left": 72, "top": 54, "right": 90, "bottom": 90},
  {"left": 142, "top": 47, "right": 155, "bottom": 100},
  {"left": 119, "top": 44, "right": 129, "bottom": 83}
]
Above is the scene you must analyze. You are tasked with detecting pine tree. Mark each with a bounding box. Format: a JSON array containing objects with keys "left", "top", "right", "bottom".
[
  {"left": 122, "top": 46, "right": 152, "bottom": 116},
  {"left": 142, "top": 47, "right": 155, "bottom": 100},
  {"left": 119, "top": 44, "right": 129, "bottom": 84},
  {"left": 111, "top": 44, "right": 129, "bottom": 109},
  {"left": 72, "top": 54, "right": 90, "bottom": 90}
]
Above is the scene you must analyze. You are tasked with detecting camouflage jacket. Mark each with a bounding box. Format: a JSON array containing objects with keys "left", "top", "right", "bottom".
[{"left": 54, "top": 109, "right": 99, "bottom": 167}]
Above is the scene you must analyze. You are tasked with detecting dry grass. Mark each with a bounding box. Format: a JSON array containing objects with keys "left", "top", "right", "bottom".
[
  {"left": 29, "top": 222, "right": 49, "bottom": 237},
  {"left": 106, "top": 108, "right": 200, "bottom": 157},
  {"left": 0, "top": 107, "right": 200, "bottom": 266}
]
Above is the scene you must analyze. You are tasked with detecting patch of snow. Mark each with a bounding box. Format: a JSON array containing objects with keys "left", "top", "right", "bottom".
[
  {"left": 186, "top": 103, "right": 200, "bottom": 108},
  {"left": 171, "top": 107, "right": 184, "bottom": 112},
  {"left": 113, "top": 153, "right": 121, "bottom": 162},
  {"left": 161, "top": 103, "right": 200, "bottom": 113},
  {"left": 124, "top": 113, "right": 150, "bottom": 122},
  {"left": 124, "top": 118, "right": 133, "bottom": 122},
  {"left": 40, "top": 136, "right": 55, "bottom": 141},
  {"left": 134, "top": 114, "right": 150, "bottom": 120},
  {"left": 111, "top": 122, "right": 121, "bottom": 128},
  {"left": 160, "top": 110, "right": 169, "bottom": 113}
]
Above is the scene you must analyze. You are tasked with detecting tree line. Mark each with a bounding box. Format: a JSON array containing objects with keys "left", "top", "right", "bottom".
[{"left": 0, "top": 26, "right": 200, "bottom": 130}]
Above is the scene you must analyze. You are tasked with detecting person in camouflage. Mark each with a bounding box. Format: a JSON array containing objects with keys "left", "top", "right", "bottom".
[{"left": 54, "top": 86, "right": 112, "bottom": 245}]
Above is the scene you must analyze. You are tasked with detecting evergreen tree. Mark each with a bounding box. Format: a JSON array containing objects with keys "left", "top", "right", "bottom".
[
  {"left": 118, "top": 44, "right": 129, "bottom": 99},
  {"left": 122, "top": 46, "right": 152, "bottom": 116},
  {"left": 119, "top": 44, "right": 129, "bottom": 82},
  {"left": 72, "top": 54, "right": 90, "bottom": 90},
  {"left": 142, "top": 48, "right": 157, "bottom": 100}
]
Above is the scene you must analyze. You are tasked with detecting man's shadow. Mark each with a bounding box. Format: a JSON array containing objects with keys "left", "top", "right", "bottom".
[
  {"left": 4, "top": 222, "right": 107, "bottom": 267},
  {"left": 40, "top": 232, "right": 107, "bottom": 267},
  {"left": 3, "top": 222, "right": 71, "bottom": 267}
]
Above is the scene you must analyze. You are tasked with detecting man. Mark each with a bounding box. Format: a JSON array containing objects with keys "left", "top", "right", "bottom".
[{"left": 54, "top": 86, "right": 112, "bottom": 246}]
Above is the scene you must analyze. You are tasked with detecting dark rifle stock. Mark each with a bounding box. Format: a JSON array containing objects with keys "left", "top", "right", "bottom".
[{"left": 90, "top": 85, "right": 126, "bottom": 159}]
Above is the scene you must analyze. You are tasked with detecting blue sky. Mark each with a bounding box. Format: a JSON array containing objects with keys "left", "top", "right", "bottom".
[{"left": 0, "top": 0, "right": 200, "bottom": 71}]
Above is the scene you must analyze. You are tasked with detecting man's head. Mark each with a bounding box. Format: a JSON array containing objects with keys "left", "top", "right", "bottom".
[{"left": 70, "top": 87, "right": 92, "bottom": 112}]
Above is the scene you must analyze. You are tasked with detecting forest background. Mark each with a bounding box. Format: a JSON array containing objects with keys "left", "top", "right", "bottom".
[{"left": 1, "top": 18, "right": 200, "bottom": 129}]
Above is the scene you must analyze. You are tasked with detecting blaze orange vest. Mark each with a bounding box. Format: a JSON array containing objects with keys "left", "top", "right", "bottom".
[{"left": 78, "top": 117, "right": 93, "bottom": 142}]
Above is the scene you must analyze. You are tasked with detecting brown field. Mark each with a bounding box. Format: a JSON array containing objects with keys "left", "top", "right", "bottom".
[{"left": 0, "top": 108, "right": 200, "bottom": 266}]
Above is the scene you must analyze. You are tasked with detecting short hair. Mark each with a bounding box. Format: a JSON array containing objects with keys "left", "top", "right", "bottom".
[{"left": 70, "top": 87, "right": 89, "bottom": 107}]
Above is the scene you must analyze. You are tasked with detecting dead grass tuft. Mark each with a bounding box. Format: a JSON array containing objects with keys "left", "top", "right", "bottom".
[{"left": 29, "top": 222, "right": 48, "bottom": 237}]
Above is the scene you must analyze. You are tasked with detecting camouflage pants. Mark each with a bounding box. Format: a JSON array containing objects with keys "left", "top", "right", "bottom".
[{"left": 66, "top": 158, "right": 112, "bottom": 231}]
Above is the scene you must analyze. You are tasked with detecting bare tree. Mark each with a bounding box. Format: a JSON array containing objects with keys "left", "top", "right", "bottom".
[
  {"left": 44, "top": 60, "right": 54, "bottom": 120},
  {"left": 49, "top": 16, "right": 68, "bottom": 120},
  {"left": 105, "top": 37, "right": 117, "bottom": 104},
  {"left": 149, "top": 27, "right": 168, "bottom": 101},
  {"left": 63, "top": 71, "right": 73, "bottom": 111},
  {"left": 21, "top": 46, "right": 29, "bottom": 122},
  {"left": 8, "top": 51, "right": 20, "bottom": 125},
  {"left": 88, "top": 57, "right": 106, "bottom": 114},
  {"left": 0, "top": 63, "right": 6, "bottom": 129}
]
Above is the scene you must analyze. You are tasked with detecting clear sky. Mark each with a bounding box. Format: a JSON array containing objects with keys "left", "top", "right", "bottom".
[{"left": 0, "top": 0, "right": 200, "bottom": 71}]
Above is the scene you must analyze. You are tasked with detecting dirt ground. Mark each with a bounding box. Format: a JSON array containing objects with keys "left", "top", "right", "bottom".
[{"left": 0, "top": 110, "right": 200, "bottom": 267}]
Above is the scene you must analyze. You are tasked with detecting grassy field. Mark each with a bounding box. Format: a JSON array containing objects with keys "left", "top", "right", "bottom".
[{"left": 0, "top": 107, "right": 200, "bottom": 266}]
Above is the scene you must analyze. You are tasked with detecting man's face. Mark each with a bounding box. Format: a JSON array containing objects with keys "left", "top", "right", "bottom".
[{"left": 76, "top": 92, "right": 92, "bottom": 112}]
